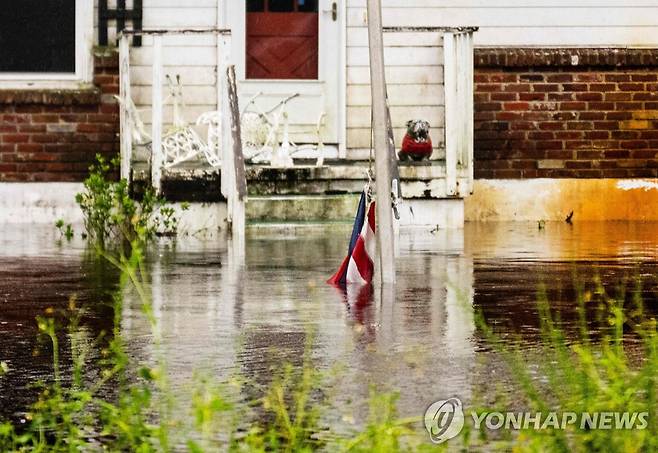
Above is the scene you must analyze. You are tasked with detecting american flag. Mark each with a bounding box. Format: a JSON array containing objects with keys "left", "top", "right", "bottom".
[{"left": 328, "top": 191, "right": 376, "bottom": 286}]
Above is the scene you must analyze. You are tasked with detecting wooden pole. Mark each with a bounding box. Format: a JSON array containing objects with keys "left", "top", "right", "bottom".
[
  {"left": 367, "top": 0, "right": 396, "bottom": 283},
  {"left": 226, "top": 65, "right": 247, "bottom": 239}
]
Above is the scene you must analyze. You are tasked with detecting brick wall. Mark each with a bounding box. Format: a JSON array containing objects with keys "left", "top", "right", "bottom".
[
  {"left": 474, "top": 48, "right": 658, "bottom": 179},
  {"left": 0, "top": 51, "right": 119, "bottom": 182}
]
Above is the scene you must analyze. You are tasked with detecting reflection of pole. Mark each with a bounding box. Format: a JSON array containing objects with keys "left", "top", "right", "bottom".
[{"left": 367, "top": 0, "right": 395, "bottom": 283}]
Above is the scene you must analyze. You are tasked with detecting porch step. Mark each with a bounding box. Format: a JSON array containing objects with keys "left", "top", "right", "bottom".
[
  {"left": 131, "top": 159, "right": 472, "bottom": 200},
  {"left": 246, "top": 195, "right": 359, "bottom": 223}
]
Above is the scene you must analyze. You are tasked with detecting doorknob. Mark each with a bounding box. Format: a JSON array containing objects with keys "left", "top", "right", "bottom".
[{"left": 323, "top": 2, "right": 337, "bottom": 21}]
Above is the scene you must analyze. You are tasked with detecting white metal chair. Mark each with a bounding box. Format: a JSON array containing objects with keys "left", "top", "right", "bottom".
[
  {"left": 117, "top": 75, "right": 222, "bottom": 169},
  {"left": 240, "top": 93, "right": 326, "bottom": 167}
]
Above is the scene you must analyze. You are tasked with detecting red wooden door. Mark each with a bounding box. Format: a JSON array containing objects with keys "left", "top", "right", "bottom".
[{"left": 246, "top": 1, "right": 319, "bottom": 79}]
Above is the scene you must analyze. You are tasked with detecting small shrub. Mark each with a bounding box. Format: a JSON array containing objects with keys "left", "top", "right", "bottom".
[
  {"left": 54, "top": 219, "right": 74, "bottom": 241},
  {"left": 75, "top": 154, "right": 179, "bottom": 247}
]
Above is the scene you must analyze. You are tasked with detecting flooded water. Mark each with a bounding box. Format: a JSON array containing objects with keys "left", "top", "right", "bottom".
[{"left": 2, "top": 222, "right": 658, "bottom": 425}]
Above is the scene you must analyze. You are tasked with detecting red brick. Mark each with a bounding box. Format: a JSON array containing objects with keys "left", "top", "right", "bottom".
[
  {"left": 565, "top": 160, "right": 592, "bottom": 169},
  {"left": 579, "top": 112, "right": 606, "bottom": 121},
  {"left": 577, "top": 150, "right": 603, "bottom": 159},
  {"left": 631, "top": 74, "right": 657, "bottom": 82},
  {"left": 584, "top": 131, "right": 610, "bottom": 139},
  {"left": 605, "top": 92, "right": 632, "bottom": 102},
  {"left": 16, "top": 144, "right": 44, "bottom": 153},
  {"left": 617, "top": 102, "right": 644, "bottom": 110},
  {"left": 490, "top": 74, "right": 518, "bottom": 83},
  {"left": 575, "top": 92, "right": 603, "bottom": 101},
  {"left": 560, "top": 102, "right": 587, "bottom": 110},
  {"left": 604, "top": 150, "right": 630, "bottom": 159},
  {"left": 519, "top": 92, "right": 546, "bottom": 101},
  {"left": 593, "top": 121, "right": 618, "bottom": 129},
  {"left": 565, "top": 140, "right": 590, "bottom": 149},
  {"left": 536, "top": 140, "right": 564, "bottom": 150},
  {"left": 632, "top": 92, "right": 658, "bottom": 101},
  {"left": 618, "top": 83, "right": 645, "bottom": 91},
  {"left": 567, "top": 122, "right": 594, "bottom": 130},
  {"left": 519, "top": 74, "right": 544, "bottom": 82},
  {"left": 18, "top": 124, "right": 46, "bottom": 133},
  {"left": 588, "top": 83, "right": 616, "bottom": 91},
  {"left": 528, "top": 131, "right": 555, "bottom": 140},
  {"left": 2, "top": 134, "right": 29, "bottom": 143},
  {"left": 491, "top": 92, "right": 517, "bottom": 101},
  {"left": 32, "top": 114, "right": 60, "bottom": 123},
  {"left": 606, "top": 111, "right": 633, "bottom": 120},
  {"left": 533, "top": 84, "right": 560, "bottom": 92},
  {"left": 575, "top": 73, "right": 603, "bottom": 82},
  {"left": 503, "top": 102, "right": 530, "bottom": 111},
  {"left": 548, "top": 92, "right": 574, "bottom": 101},
  {"left": 504, "top": 84, "right": 531, "bottom": 92},
  {"left": 620, "top": 140, "right": 649, "bottom": 149},
  {"left": 588, "top": 102, "right": 615, "bottom": 110},
  {"left": 512, "top": 160, "right": 537, "bottom": 169},
  {"left": 553, "top": 111, "right": 577, "bottom": 121},
  {"left": 538, "top": 122, "right": 565, "bottom": 130},
  {"left": 563, "top": 83, "right": 588, "bottom": 92},
  {"left": 555, "top": 131, "right": 584, "bottom": 140},
  {"left": 546, "top": 74, "right": 573, "bottom": 83},
  {"left": 631, "top": 150, "right": 657, "bottom": 158},
  {"left": 477, "top": 84, "right": 502, "bottom": 92},
  {"left": 605, "top": 74, "right": 631, "bottom": 82}
]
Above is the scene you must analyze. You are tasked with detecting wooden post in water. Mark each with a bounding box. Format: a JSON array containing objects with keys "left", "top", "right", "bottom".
[
  {"left": 226, "top": 65, "right": 247, "bottom": 239},
  {"left": 367, "top": 0, "right": 396, "bottom": 283}
]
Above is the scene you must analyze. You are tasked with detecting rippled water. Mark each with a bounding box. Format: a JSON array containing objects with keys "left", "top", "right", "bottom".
[{"left": 2, "top": 222, "right": 658, "bottom": 423}]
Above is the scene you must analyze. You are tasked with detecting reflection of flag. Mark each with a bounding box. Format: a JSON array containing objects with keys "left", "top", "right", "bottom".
[{"left": 328, "top": 191, "right": 376, "bottom": 285}]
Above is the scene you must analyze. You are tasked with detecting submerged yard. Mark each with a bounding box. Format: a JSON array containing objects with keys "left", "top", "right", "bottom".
[{"left": 2, "top": 221, "right": 658, "bottom": 450}]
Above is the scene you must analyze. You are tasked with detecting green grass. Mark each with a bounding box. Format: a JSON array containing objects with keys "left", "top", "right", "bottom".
[{"left": 471, "top": 278, "right": 658, "bottom": 452}]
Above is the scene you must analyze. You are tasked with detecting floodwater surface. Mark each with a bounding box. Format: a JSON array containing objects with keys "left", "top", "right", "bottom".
[{"left": 2, "top": 222, "right": 658, "bottom": 425}]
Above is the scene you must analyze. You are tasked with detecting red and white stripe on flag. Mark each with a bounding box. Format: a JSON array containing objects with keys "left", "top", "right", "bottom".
[{"left": 345, "top": 201, "right": 377, "bottom": 284}]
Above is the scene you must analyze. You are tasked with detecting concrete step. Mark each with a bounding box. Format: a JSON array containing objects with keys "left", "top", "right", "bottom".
[
  {"left": 245, "top": 194, "right": 464, "bottom": 229},
  {"left": 131, "top": 159, "right": 473, "bottom": 200},
  {"left": 247, "top": 195, "right": 359, "bottom": 223}
]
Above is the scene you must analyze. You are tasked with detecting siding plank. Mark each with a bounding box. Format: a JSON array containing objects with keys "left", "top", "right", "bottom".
[{"left": 347, "top": 84, "right": 445, "bottom": 107}]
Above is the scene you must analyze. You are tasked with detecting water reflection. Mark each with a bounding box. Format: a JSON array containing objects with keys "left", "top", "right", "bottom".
[{"left": 3, "top": 222, "right": 658, "bottom": 421}]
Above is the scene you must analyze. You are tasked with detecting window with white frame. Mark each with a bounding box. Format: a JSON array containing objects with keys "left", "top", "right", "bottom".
[{"left": 0, "top": 0, "right": 93, "bottom": 85}]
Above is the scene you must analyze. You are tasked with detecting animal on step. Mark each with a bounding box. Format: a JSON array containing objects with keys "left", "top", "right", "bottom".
[{"left": 399, "top": 119, "right": 433, "bottom": 162}]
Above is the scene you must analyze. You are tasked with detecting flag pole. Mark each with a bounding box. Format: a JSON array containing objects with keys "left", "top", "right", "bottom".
[{"left": 367, "top": 0, "right": 396, "bottom": 284}]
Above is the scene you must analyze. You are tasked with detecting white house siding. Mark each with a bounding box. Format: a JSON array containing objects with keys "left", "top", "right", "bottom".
[
  {"left": 349, "top": 0, "right": 658, "bottom": 47},
  {"left": 346, "top": 1, "right": 445, "bottom": 157}
]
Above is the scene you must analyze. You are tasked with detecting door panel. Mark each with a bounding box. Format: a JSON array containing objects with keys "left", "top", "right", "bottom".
[{"left": 246, "top": 12, "right": 318, "bottom": 79}]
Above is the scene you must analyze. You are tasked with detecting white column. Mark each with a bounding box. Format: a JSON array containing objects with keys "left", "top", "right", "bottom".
[
  {"left": 119, "top": 34, "right": 132, "bottom": 182},
  {"left": 151, "top": 35, "right": 164, "bottom": 193},
  {"left": 443, "top": 32, "right": 457, "bottom": 197}
]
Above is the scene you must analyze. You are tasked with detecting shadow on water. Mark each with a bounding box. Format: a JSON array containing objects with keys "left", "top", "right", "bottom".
[
  {"left": 2, "top": 221, "right": 658, "bottom": 421},
  {"left": 0, "top": 232, "right": 119, "bottom": 420}
]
